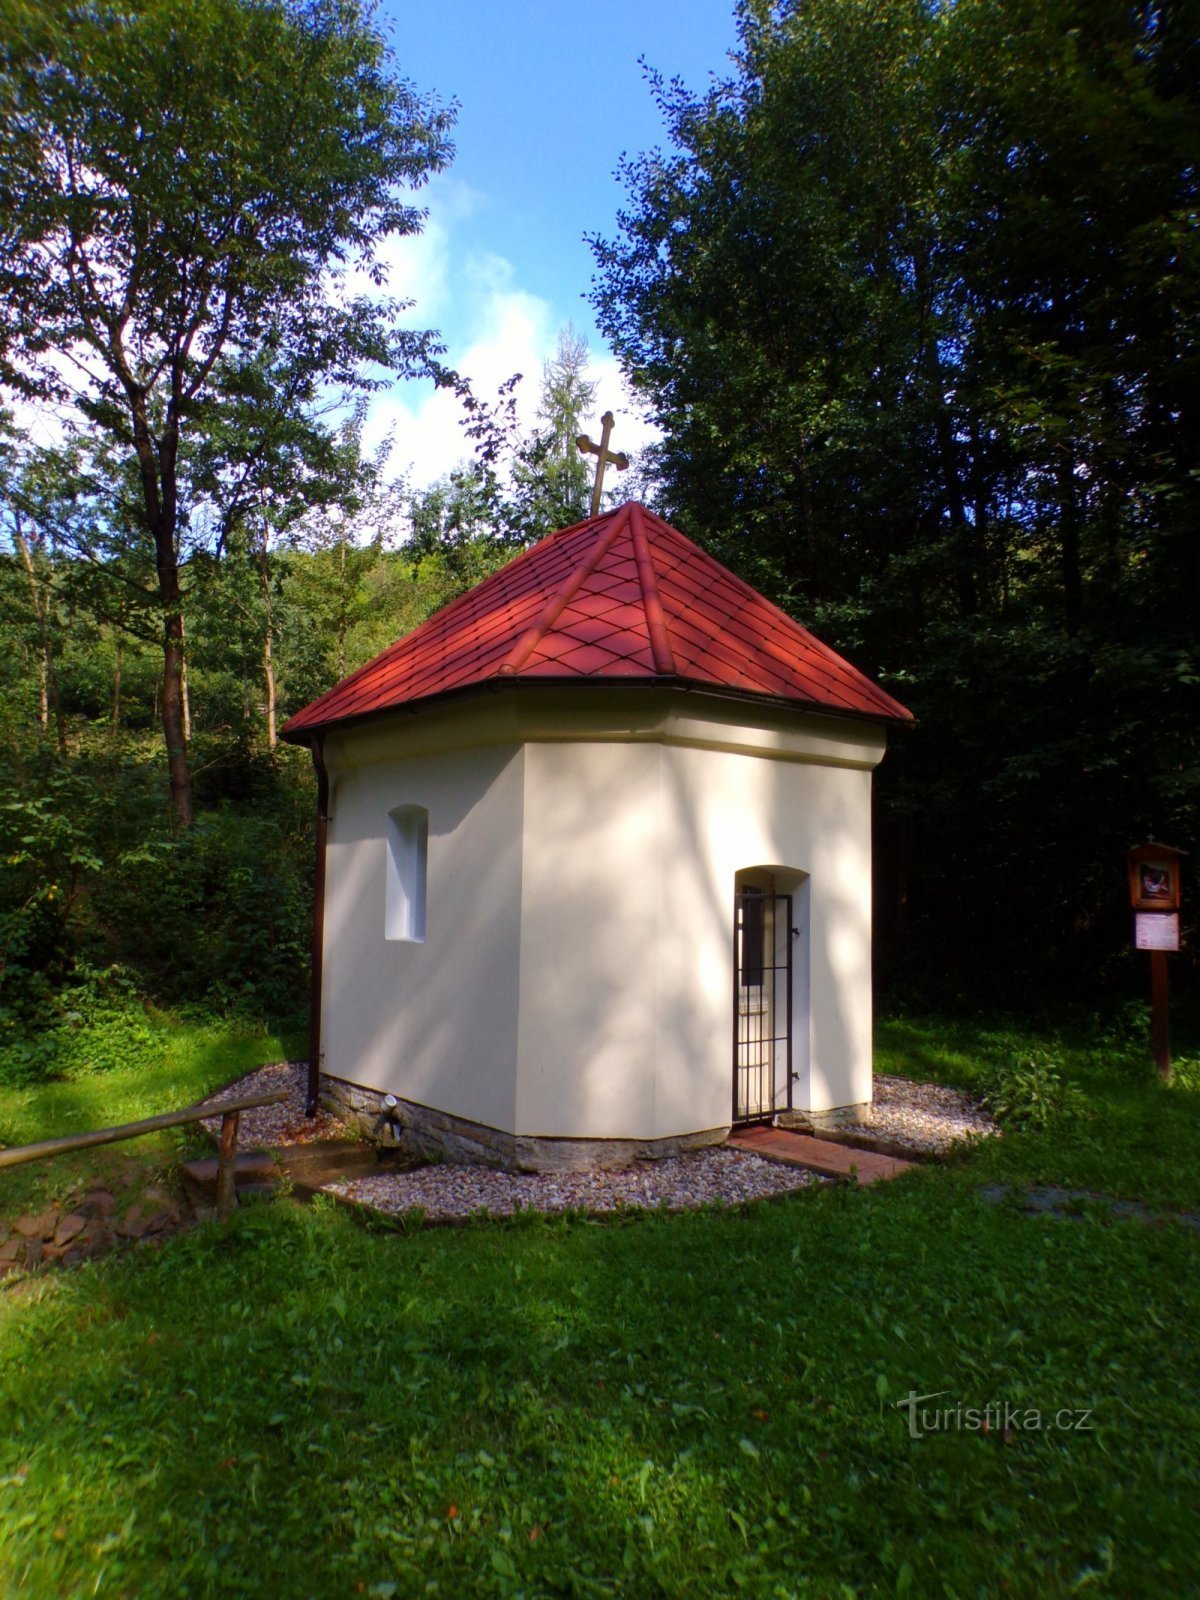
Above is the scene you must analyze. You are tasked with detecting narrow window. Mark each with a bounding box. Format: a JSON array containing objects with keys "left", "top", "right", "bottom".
[
  {"left": 386, "top": 805, "right": 427, "bottom": 942},
  {"left": 739, "top": 892, "right": 766, "bottom": 989}
]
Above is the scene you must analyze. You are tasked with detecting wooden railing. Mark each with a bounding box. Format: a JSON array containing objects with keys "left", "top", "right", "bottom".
[{"left": 0, "top": 1089, "right": 287, "bottom": 1222}]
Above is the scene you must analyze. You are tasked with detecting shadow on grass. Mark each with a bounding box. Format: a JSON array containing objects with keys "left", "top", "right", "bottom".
[{"left": 1, "top": 1171, "right": 1197, "bottom": 1599}]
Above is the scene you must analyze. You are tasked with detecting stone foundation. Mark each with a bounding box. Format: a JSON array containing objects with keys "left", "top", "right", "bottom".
[
  {"left": 321, "top": 1075, "right": 729, "bottom": 1174},
  {"left": 775, "top": 1101, "right": 872, "bottom": 1132}
]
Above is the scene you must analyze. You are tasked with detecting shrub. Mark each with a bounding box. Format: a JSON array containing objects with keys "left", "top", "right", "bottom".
[
  {"left": 982, "top": 1050, "right": 1088, "bottom": 1130},
  {"left": 0, "top": 963, "right": 159, "bottom": 1087}
]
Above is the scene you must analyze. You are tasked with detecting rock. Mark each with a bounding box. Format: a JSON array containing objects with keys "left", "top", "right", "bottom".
[
  {"left": 0, "top": 1236, "right": 21, "bottom": 1263},
  {"left": 14, "top": 1209, "right": 58, "bottom": 1241},
  {"left": 143, "top": 1208, "right": 179, "bottom": 1236},
  {"left": 117, "top": 1207, "right": 148, "bottom": 1240},
  {"left": 77, "top": 1190, "right": 117, "bottom": 1219},
  {"left": 79, "top": 1223, "right": 113, "bottom": 1256},
  {"left": 53, "top": 1214, "right": 87, "bottom": 1248}
]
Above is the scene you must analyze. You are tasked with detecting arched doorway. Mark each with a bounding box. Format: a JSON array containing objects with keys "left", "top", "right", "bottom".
[{"left": 733, "top": 867, "right": 809, "bottom": 1123}]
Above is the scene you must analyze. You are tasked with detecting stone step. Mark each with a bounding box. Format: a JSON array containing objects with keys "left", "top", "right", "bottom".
[
  {"left": 774, "top": 1116, "right": 935, "bottom": 1163},
  {"left": 181, "top": 1140, "right": 406, "bottom": 1209},
  {"left": 727, "top": 1126, "right": 916, "bottom": 1186},
  {"left": 180, "top": 1151, "right": 280, "bottom": 1207},
  {"left": 273, "top": 1139, "right": 379, "bottom": 1186}
]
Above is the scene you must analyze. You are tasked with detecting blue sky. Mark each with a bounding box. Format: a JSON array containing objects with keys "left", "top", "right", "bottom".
[{"left": 365, "top": 0, "right": 743, "bottom": 486}]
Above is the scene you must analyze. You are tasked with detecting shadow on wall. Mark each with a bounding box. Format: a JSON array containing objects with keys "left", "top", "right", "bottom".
[{"left": 321, "top": 727, "right": 875, "bottom": 1140}]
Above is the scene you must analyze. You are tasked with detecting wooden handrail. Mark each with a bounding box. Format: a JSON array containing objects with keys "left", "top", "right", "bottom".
[{"left": 0, "top": 1088, "right": 288, "bottom": 1223}]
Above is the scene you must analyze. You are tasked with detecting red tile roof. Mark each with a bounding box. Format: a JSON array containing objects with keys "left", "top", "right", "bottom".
[{"left": 280, "top": 503, "right": 912, "bottom": 740}]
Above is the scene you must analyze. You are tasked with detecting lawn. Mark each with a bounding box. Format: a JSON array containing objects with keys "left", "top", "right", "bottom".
[
  {"left": 1, "top": 1010, "right": 1198, "bottom": 1599},
  {"left": 0, "top": 1012, "right": 306, "bottom": 1221}
]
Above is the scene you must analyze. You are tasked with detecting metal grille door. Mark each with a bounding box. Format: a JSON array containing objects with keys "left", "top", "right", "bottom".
[{"left": 733, "top": 890, "right": 793, "bottom": 1123}]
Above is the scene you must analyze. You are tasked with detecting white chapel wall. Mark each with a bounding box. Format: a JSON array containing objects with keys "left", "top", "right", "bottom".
[
  {"left": 320, "top": 735, "right": 525, "bottom": 1130},
  {"left": 512, "top": 700, "right": 884, "bottom": 1141},
  {"left": 319, "top": 691, "right": 885, "bottom": 1149},
  {"left": 515, "top": 739, "right": 665, "bottom": 1140},
  {"left": 660, "top": 741, "right": 878, "bottom": 1125}
]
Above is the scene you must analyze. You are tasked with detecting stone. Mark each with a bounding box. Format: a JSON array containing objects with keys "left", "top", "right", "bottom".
[
  {"left": 321, "top": 1073, "right": 728, "bottom": 1175},
  {"left": 143, "top": 1208, "right": 178, "bottom": 1236},
  {"left": 117, "top": 1207, "right": 148, "bottom": 1240},
  {"left": 14, "top": 1209, "right": 58, "bottom": 1241},
  {"left": 0, "top": 1236, "right": 21, "bottom": 1263},
  {"left": 53, "top": 1214, "right": 87, "bottom": 1249},
  {"left": 79, "top": 1223, "right": 113, "bottom": 1256},
  {"left": 180, "top": 1153, "right": 278, "bottom": 1208},
  {"left": 77, "top": 1190, "right": 117, "bottom": 1219}
]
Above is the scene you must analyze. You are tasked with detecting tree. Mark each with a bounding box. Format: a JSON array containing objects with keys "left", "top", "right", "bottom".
[
  {"left": 530, "top": 324, "right": 597, "bottom": 527},
  {"left": 591, "top": 0, "right": 1200, "bottom": 994},
  {"left": 0, "top": 0, "right": 454, "bottom": 823}
]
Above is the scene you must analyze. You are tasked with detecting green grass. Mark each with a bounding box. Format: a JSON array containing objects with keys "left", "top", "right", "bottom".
[
  {"left": 1, "top": 1009, "right": 1198, "bottom": 1599},
  {"left": 0, "top": 1012, "right": 305, "bottom": 1220}
]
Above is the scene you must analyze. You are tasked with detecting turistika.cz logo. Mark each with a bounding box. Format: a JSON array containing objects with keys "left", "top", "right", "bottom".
[{"left": 896, "top": 1390, "right": 1095, "bottom": 1440}]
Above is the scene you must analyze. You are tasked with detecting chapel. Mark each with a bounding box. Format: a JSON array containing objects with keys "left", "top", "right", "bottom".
[{"left": 281, "top": 500, "right": 912, "bottom": 1171}]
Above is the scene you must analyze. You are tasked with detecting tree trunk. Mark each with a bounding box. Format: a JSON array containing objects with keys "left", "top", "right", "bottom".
[
  {"left": 13, "top": 512, "right": 66, "bottom": 755},
  {"left": 256, "top": 534, "right": 278, "bottom": 749},
  {"left": 180, "top": 615, "right": 192, "bottom": 746},
  {"left": 161, "top": 603, "right": 193, "bottom": 826},
  {"left": 112, "top": 633, "right": 123, "bottom": 737},
  {"left": 1058, "top": 455, "right": 1083, "bottom": 636},
  {"left": 130, "top": 389, "right": 194, "bottom": 827}
]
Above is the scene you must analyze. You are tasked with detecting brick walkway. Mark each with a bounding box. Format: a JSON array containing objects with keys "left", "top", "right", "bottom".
[{"left": 727, "top": 1125, "right": 916, "bottom": 1186}]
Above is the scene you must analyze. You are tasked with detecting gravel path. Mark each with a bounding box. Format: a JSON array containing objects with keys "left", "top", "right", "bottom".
[
  {"left": 842, "top": 1073, "right": 996, "bottom": 1156},
  {"left": 328, "top": 1146, "right": 824, "bottom": 1223},
  {"left": 198, "top": 1062, "right": 990, "bottom": 1223},
  {"left": 199, "top": 1060, "right": 347, "bottom": 1146}
]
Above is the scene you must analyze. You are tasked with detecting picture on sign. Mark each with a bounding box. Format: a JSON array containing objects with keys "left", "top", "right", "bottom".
[
  {"left": 1139, "top": 863, "right": 1173, "bottom": 903},
  {"left": 1134, "top": 912, "right": 1180, "bottom": 952},
  {"left": 1127, "top": 846, "right": 1183, "bottom": 912}
]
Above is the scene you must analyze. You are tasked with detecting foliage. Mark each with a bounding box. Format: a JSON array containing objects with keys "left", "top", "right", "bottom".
[
  {"left": 0, "top": 719, "right": 316, "bottom": 1034},
  {"left": 0, "top": 963, "right": 158, "bottom": 1088},
  {"left": 85, "top": 754, "right": 315, "bottom": 1018},
  {"left": 1, "top": 1009, "right": 1198, "bottom": 1597},
  {"left": 0, "top": 1008, "right": 304, "bottom": 1217},
  {"left": 0, "top": 0, "right": 455, "bottom": 821},
  {"left": 410, "top": 323, "right": 610, "bottom": 584},
  {"left": 591, "top": 0, "right": 1200, "bottom": 998},
  {"left": 524, "top": 322, "right": 599, "bottom": 527},
  {"left": 982, "top": 1050, "right": 1088, "bottom": 1131}
]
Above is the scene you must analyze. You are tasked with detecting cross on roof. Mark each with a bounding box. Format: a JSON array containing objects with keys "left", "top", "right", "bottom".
[{"left": 576, "top": 410, "right": 629, "bottom": 518}]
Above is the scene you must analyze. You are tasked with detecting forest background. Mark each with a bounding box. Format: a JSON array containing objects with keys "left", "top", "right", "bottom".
[{"left": 0, "top": 0, "right": 1196, "bottom": 1087}]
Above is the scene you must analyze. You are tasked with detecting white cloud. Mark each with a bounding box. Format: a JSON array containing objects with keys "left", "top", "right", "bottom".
[{"left": 363, "top": 246, "right": 659, "bottom": 494}]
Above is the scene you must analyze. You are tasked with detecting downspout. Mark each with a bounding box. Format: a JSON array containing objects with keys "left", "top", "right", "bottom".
[{"left": 306, "top": 733, "right": 330, "bottom": 1117}]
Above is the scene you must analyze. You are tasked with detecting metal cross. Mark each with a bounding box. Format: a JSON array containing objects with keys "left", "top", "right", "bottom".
[{"left": 576, "top": 411, "right": 630, "bottom": 518}]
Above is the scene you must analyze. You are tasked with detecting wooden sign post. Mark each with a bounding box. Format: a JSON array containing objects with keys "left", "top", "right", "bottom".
[{"left": 1126, "top": 842, "right": 1186, "bottom": 1082}]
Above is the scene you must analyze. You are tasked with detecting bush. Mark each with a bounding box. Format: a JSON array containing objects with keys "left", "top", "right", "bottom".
[
  {"left": 0, "top": 963, "right": 160, "bottom": 1087},
  {"left": 982, "top": 1050, "right": 1088, "bottom": 1130},
  {"left": 91, "top": 788, "right": 313, "bottom": 1019}
]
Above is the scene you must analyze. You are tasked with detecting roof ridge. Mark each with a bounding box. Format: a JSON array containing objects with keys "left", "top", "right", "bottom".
[
  {"left": 279, "top": 501, "right": 914, "bottom": 740},
  {"left": 496, "top": 504, "right": 632, "bottom": 677},
  {"left": 638, "top": 506, "right": 910, "bottom": 720},
  {"left": 627, "top": 502, "right": 676, "bottom": 675}
]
